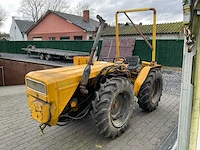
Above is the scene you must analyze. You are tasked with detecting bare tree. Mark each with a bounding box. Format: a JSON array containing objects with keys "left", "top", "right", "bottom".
[
  {"left": 73, "top": 2, "right": 95, "bottom": 17},
  {"left": 0, "top": 5, "right": 7, "bottom": 28},
  {"left": 18, "top": 0, "right": 46, "bottom": 22},
  {"left": 46, "top": 0, "right": 70, "bottom": 12},
  {"left": 18, "top": 0, "right": 70, "bottom": 22}
]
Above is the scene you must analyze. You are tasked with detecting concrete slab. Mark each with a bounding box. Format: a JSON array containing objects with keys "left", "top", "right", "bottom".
[{"left": 0, "top": 85, "right": 179, "bottom": 150}]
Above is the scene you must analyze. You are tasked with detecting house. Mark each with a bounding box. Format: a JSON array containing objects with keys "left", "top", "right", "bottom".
[
  {"left": 102, "top": 22, "right": 185, "bottom": 40},
  {"left": 9, "top": 17, "right": 34, "bottom": 41},
  {"left": 26, "top": 10, "right": 99, "bottom": 41}
]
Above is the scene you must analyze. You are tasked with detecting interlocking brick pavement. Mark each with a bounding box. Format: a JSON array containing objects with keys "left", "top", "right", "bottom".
[{"left": 0, "top": 85, "right": 179, "bottom": 150}]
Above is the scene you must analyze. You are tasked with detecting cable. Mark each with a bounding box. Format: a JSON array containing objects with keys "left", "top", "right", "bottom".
[{"left": 57, "top": 103, "right": 91, "bottom": 126}]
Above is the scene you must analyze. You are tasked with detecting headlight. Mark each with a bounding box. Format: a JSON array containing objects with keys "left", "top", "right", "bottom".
[{"left": 26, "top": 78, "right": 46, "bottom": 95}]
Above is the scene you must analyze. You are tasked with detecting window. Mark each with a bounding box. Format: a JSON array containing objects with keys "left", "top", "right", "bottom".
[
  {"left": 74, "top": 36, "right": 82, "bottom": 40},
  {"left": 89, "top": 36, "right": 93, "bottom": 40},
  {"left": 60, "top": 36, "right": 70, "bottom": 41},
  {"left": 33, "top": 37, "right": 42, "bottom": 41},
  {"left": 49, "top": 37, "right": 55, "bottom": 40}
]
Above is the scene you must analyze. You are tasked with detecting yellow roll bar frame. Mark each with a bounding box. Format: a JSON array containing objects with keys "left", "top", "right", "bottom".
[{"left": 115, "top": 8, "right": 157, "bottom": 62}]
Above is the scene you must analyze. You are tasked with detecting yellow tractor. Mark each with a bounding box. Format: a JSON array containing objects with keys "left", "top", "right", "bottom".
[{"left": 25, "top": 8, "right": 163, "bottom": 139}]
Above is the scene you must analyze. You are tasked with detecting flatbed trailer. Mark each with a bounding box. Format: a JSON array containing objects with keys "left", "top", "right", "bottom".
[{"left": 22, "top": 46, "right": 89, "bottom": 60}]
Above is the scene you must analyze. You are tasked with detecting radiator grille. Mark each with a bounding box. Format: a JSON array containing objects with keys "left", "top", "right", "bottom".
[{"left": 26, "top": 78, "right": 46, "bottom": 95}]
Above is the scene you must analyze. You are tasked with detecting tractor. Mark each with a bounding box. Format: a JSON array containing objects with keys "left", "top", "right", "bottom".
[{"left": 25, "top": 8, "right": 163, "bottom": 139}]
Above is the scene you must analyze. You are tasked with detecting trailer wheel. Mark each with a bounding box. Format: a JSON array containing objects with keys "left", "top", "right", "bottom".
[
  {"left": 45, "top": 54, "right": 52, "bottom": 60},
  {"left": 91, "top": 77, "right": 135, "bottom": 139},
  {"left": 39, "top": 53, "right": 44, "bottom": 59},
  {"left": 137, "top": 68, "right": 163, "bottom": 112}
]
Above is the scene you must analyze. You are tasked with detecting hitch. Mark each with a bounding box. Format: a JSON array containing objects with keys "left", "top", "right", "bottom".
[{"left": 39, "top": 123, "right": 47, "bottom": 134}]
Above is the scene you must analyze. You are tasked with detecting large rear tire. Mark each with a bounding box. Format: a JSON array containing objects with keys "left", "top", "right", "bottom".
[
  {"left": 91, "top": 77, "right": 135, "bottom": 139},
  {"left": 137, "top": 68, "right": 163, "bottom": 111}
]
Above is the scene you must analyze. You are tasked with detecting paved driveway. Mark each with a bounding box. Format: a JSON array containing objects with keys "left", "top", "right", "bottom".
[{"left": 0, "top": 85, "right": 179, "bottom": 150}]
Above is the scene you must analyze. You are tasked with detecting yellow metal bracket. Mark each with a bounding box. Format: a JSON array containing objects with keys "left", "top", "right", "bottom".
[
  {"left": 134, "top": 66, "right": 151, "bottom": 96},
  {"left": 115, "top": 8, "right": 157, "bottom": 62}
]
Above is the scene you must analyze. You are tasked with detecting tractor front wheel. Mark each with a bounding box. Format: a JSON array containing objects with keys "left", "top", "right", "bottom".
[
  {"left": 137, "top": 68, "right": 163, "bottom": 111},
  {"left": 91, "top": 77, "right": 135, "bottom": 139}
]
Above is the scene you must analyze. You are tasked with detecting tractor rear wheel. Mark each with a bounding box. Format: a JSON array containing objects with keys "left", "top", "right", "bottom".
[
  {"left": 91, "top": 77, "right": 135, "bottom": 139},
  {"left": 137, "top": 68, "right": 163, "bottom": 111}
]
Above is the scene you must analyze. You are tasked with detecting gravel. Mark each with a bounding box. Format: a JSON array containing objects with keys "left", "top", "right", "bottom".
[
  {"left": 0, "top": 52, "right": 182, "bottom": 95},
  {"left": 162, "top": 68, "right": 182, "bottom": 95}
]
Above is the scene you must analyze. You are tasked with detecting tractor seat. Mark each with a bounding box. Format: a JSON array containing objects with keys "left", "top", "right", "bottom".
[{"left": 125, "top": 56, "right": 140, "bottom": 70}]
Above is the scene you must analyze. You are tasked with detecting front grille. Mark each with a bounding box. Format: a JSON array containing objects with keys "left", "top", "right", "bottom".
[{"left": 26, "top": 78, "right": 46, "bottom": 95}]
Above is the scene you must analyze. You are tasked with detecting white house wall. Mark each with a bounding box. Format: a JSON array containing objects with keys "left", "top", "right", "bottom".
[
  {"left": 86, "top": 32, "right": 94, "bottom": 40},
  {"left": 9, "top": 18, "right": 27, "bottom": 41}
]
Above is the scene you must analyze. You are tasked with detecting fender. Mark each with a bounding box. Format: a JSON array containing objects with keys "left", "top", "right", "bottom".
[{"left": 134, "top": 66, "right": 151, "bottom": 96}]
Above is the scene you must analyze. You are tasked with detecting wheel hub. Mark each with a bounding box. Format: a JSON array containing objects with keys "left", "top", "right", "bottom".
[
  {"left": 112, "top": 101, "right": 119, "bottom": 111},
  {"left": 110, "top": 91, "right": 130, "bottom": 128},
  {"left": 151, "top": 79, "right": 160, "bottom": 104}
]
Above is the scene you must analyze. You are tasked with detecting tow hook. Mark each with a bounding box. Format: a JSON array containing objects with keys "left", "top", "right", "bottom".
[{"left": 39, "top": 123, "right": 47, "bottom": 134}]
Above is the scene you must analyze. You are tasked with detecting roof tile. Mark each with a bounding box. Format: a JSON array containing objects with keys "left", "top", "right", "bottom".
[
  {"left": 15, "top": 20, "right": 34, "bottom": 33},
  {"left": 102, "top": 22, "right": 184, "bottom": 36},
  {"left": 51, "top": 10, "right": 99, "bottom": 32}
]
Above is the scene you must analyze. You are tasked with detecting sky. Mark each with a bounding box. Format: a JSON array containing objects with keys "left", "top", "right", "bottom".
[{"left": 0, "top": 0, "right": 183, "bottom": 33}]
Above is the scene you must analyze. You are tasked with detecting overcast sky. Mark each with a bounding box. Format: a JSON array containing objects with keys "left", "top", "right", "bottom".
[{"left": 0, "top": 0, "right": 183, "bottom": 33}]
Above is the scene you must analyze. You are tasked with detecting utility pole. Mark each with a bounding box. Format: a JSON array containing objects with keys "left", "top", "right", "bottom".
[{"left": 177, "top": 0, "right": 200, "bottom": 149}]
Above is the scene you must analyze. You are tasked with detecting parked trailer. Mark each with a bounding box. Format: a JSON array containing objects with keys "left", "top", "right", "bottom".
[{"left": 22, "top": 46, "right": 89, "bottom": 60}]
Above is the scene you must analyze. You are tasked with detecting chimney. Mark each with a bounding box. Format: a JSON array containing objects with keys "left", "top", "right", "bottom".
[
  {"left": 12, "top": 16, "right": 15, "bottom": 22},
  {"left": 83, "top": 10, "right": 89, "bottom": 22}
]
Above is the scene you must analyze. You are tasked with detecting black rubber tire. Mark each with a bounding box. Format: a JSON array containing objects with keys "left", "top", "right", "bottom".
[
  {"left": 39, "top": 53, "right": 44, "bottom": 59},
  {"left": 91, "top": 77, "right": 135, "bottom": 139},
  {"left": 45, "top": 54, "right": 52, "bottom": 60},
  {"left": 137, "top": 68, "right": 163, "bottom": 112}
]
